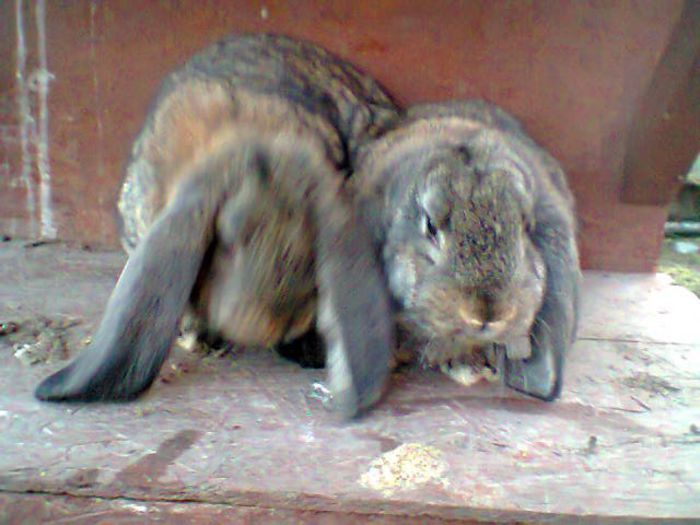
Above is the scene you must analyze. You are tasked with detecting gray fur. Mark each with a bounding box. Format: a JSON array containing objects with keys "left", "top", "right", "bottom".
[{"left": 352, "top": 100, "right": 581, "bottom": 400}]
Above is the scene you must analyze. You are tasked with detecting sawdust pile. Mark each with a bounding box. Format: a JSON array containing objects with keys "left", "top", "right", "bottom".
[{"left": 360, "top": 443, "right": 449, "bottom": 495}]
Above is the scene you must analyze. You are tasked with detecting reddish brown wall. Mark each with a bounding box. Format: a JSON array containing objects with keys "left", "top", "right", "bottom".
[{"left": 0, "top": 0, "right": 691, "bottom": 271}]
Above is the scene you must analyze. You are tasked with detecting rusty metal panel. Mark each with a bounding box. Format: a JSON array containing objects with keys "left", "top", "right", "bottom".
[{"left": 0, "top": 0, "right": 688, "bottom": 271}]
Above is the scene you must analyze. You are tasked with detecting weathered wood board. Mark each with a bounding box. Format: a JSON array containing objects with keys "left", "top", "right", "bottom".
[{"left": 1, "top": 241, "right": 699, "bottom": 523}]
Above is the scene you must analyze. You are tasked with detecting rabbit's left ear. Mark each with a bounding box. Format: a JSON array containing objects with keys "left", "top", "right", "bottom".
[
  {"left": 505, "top": 202, "right": 580, "bottom": 401},
  {"left": 313, "top": 186, "right": 394, "bottom": 419}
]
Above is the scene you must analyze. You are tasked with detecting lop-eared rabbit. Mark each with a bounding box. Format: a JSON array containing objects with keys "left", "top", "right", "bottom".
[
  {"left": 351, "top": 100, "right": 581, "bottom": 400},
  {"left": 35, "top": 33, "right": 399, "bottom": 418}
]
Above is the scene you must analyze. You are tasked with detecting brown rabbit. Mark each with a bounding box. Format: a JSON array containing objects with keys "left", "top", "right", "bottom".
[
  {"left": 351, "top": 100, "right": 581, "bottom": 400},
  {"left": 35, "top": 33, "right": 399, "bottom": 418}
]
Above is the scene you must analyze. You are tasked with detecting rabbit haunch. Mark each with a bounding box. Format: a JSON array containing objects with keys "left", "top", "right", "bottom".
[
  {"left": 122, "top": 85, "right": 328, "bottom": 348},
  {"left": 353, "top": 100, "right": 580, "bottom": 401},
  {"left": 34, "top": 33, "right": 398, "bottom": 419}
]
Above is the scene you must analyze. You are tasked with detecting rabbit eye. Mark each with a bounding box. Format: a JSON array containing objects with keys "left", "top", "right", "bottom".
[{"left": 423, "top": 213, "right": 439, "bottom": 243}]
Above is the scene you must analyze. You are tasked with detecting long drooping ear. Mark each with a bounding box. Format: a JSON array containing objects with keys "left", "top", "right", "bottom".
[
  {"left": 505, "top": 199, "right": 580, "bottom": 401},
  {"left": 35, "top": 159, "right": 233, "bottom": 402},
  {"left": 313, "top": 184, "right": 394, "bottom": 419}
]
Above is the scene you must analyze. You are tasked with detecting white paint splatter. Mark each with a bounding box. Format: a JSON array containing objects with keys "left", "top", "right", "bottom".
[
  {"left": 0, "top": 126, "right": 15, "bottom": 184},
  {"left": 117, "top": 503, "right": 149, "bottom": 513},
  {"left": 34, "top": 0, "right": 57, "bottom": 238},
  {"left": 300, "top": 426, "right": 316, "bottom": 443},
  {"left": 14, "top": 0, "right": 37, "bottom": 237},
  {"left": 90, "top": 1, "right": 104, "bottom": 181},
  {"left": 13, "top": 0, "right": 56, "bottom": 239}
]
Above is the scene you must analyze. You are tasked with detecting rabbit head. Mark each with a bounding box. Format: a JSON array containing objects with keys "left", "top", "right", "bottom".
[
  {"left": 353, "top": 101, "right": 580, "bottom": 401},
  {"left": 379, "top": 140, "right": 545, "bottom": 365}
]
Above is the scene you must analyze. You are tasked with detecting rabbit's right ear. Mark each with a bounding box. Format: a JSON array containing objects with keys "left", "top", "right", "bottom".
[
  {"left": 313, "top": 186, "right": 394, "bottom": 419},
  {"left": 35, "top": 166, "right": 227, "bottom": 403}
]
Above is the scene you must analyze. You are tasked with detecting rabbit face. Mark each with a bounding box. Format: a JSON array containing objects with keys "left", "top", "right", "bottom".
[
  {"left": 381, "top": 142, "right": 546, "bottom": 365},
  {"left": 354, "top": 100, "right": 579, "bottom": 400}
]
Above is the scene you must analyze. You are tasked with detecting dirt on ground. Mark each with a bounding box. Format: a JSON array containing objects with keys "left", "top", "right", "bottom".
[
  {"left": 0, "top": 315, "right": 83, "bottom": 365},
  {"left": 657, "top": 237, "right": 700, "bottom": 298},
  {"left": 621, "top": 372, "right": 681, "bottom": 398}
]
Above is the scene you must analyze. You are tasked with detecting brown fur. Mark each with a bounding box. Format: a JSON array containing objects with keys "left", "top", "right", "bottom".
[{"left": 35, "top": 33, "right": 398, "bottom": 418}]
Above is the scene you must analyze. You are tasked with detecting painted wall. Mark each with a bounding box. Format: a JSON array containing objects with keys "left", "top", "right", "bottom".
[{"left": 0, "top": 0, "right": 688, "bottom": 271}]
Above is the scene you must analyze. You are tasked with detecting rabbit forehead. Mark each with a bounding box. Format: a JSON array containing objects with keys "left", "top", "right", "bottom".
[
  {"left": 442, "top": 169, "right": 527, "bottom": 288},
  {"left": 451, "top": 211, "right": 524, "bottom": 288},
  {"left": 468, "top": 130, "right": 536, "bottom": 201},
  {"left": 354, "top": 118, "right": 481, "bottom": 188},
  {"left": 416, "top": 149, "right": 528, "bottom": 220},
  {"left": 360, "top": 119, "right": 535, "bottom": 216}
]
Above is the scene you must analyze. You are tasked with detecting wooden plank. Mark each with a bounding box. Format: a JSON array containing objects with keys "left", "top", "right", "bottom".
[
  {"left": 0, "top": 493, "right": 485, "bottom": 525},
  {"left": 620, "top": 0, "right": 700, "bottom": 206},
  {"left": 0, "top": 241, "right": 699, "bottom": 523}
]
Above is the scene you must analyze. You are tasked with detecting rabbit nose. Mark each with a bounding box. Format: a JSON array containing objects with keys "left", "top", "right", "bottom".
[
  {"left": 457, "top": 299, "right": 490, "bottom": 332},
  {"left": 482, "top": 303, "right": 518, "bottom": 339},
  {"left": 458, "top": 308, "right": 488, "bottom": 332},
  {"left": 458, "top": 294, "right": 515, "bottom": 339}
]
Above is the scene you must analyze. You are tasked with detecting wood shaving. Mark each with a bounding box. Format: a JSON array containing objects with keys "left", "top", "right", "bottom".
[{"left": 360, "top": 443, "right": 448, "bottom": 495}]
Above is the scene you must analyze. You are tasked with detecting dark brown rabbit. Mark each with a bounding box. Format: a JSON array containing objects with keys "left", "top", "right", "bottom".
[
  {"left": 351, "top": 100, "right": 581, "bottom": 400},
  {"left": 35, "top": 33, "right": 399, "bottom": 418}
]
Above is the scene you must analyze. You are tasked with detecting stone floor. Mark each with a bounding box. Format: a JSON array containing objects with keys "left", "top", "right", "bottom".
[{"left": 1, "top": 240, "right": 699, "bottom": 524}]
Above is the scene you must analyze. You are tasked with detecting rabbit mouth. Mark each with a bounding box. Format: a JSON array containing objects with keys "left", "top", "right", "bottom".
[
  {"left": 414, "top": 328, "right": 530, "bottom": 369},
  {"left": 420, "top": 339, "right": 499, "bottom": 373},
  {"left": 439, "top": 346, "right": 502, "bottom": 385}
]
